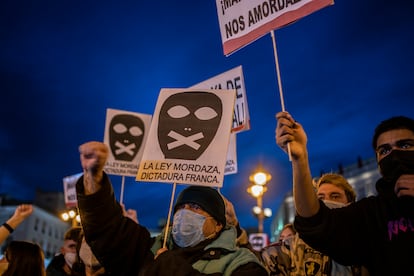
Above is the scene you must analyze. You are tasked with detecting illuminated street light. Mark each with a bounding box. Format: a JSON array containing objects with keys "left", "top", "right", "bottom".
[
  {"left": 247, "top": 169, "right": 272, "bottom": 233},
  {"left": 263, "top": 208, "right": 272, "bottom": 217},
  {"left": 249, "top": 184, "right": 265, "bottom": 197},
  {"left": 252, "top": 206, "right": 262, "bottom": 215},
  {"left": 249, "top": 171, "right": 272, "bottom": 186},
  {"left": 61, "top": 209, "right": 81, "bottom": 227}
]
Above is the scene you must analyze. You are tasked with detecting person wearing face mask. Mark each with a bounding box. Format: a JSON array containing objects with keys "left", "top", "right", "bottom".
[
  {"left": 275, "top": 112, "right": 414, "bottom": 275},
  {"left": 71, "top": 205, "right": 138, "bottom": 276},
  {"left": 143, "top": 185, "right": 267, "bottom": 275},
  {"left": 260, "top": 173, "right": 368, "bottom": 275},
  {"left": 47, "top": 226, "right": 82, "bottom": 276},
  {"left": 76, "top": 141, "right": 268, "bottom": 276}
]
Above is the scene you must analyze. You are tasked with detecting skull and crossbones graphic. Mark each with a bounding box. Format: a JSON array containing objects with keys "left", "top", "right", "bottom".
[{"left": 158, "top": 91, "right": 222, "bottom": 160}]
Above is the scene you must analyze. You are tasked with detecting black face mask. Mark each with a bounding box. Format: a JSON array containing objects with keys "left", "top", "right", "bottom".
[{"left": 378, "top": 150, "right": 414, "bottom": 184}]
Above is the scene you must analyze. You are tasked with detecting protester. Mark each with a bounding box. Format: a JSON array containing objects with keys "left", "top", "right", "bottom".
[
  {"left": 0, "top": 204, "right": 33, "bottom": 245},
  {"left": 278, "top": 223, "right": 296, "bottom": 243},
  {"left": 0, "top": 204, "right": 34, "bottom": 275},
  {"left": 2, "top": 240, "right": 46, "bottom": 276},
  {"left": 76, "top": 141, "right": 268, "bottom": 276},
  {"left": 275, "top": 112, "right": 414, "bottom": 275},
  {"left": 47, "top": 226, "right": 82, "bottom": 276},
  {"left": 260, "top": 173, "right": 367, "bottom": 275}
]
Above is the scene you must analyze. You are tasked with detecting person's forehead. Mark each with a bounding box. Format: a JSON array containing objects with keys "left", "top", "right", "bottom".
[
  {"left": 64, "top": 239, "right": 77, "bottom": 246},
  {"left": 281, "top": 228, "right": 294, "bottom": 235},
  {"left": 376, "top": 129, "right": 414, "bottom": 147},
  {"left": 317, "top": 183, "right": 345, "bottom": 194}
]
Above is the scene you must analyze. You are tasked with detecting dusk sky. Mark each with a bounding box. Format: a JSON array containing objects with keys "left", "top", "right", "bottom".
[{"left": 1, "top": 0, "right": 414, "bottom": 235}]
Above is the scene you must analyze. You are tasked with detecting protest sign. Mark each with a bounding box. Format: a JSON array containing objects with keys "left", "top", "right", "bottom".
[
  {"left": 216, "top": 0, "right": 334, "bottom": 55},
  {"left": 136, "top": 88, "right": 235, "bottom": 187},
  {"left": 63, "top": 173, "right": 82, "bottom": 208},
  {"left": 191, "top": 65, "right": 250, "bottom": 133},
  {"left": 191, "top": 66, "right": 249, "bottom": 175},
  {"left": 103, "top": 108, "right": 152, "bottom": 177}
]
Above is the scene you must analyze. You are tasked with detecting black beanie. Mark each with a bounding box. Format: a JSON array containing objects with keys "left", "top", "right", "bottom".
[{"left": 174, "top": 186, "right": 226, "bottom": 226}]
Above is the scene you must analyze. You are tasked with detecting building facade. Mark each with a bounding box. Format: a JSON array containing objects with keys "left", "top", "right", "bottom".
[{"left": 0, "top": 205, "right": 71, "bottom": 259}]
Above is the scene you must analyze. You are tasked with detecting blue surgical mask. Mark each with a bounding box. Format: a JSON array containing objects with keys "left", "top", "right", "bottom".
[{"left": 172, "top": 209, "right": 206, "bottom": 248}]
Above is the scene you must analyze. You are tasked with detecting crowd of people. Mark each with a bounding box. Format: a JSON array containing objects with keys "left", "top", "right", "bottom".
[{"left": 1, "top": 113, "right": 413, "bottom": 275}]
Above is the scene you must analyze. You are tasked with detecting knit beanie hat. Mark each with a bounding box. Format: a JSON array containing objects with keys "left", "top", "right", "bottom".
[{"left": 174, "top": 186, "right": 226, "bottom": 226}]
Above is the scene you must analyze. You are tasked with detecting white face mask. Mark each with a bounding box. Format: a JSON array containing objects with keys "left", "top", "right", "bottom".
[
  {"left": 172, "top": 209, "right": 206, "bottom": 248},
  {"left": 64, "top": 252, "right": 76, "bottom": 268},
  {"left": 323, "top": 200, "right": 348, "bottom": 209}
]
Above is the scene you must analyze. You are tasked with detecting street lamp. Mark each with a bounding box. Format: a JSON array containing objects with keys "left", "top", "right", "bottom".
[
  {"left": 247, "top": 170, "right": 272, "bottom": 233},
  {"left": 61, "top": 209, "right": 81, "bottom": 227}
]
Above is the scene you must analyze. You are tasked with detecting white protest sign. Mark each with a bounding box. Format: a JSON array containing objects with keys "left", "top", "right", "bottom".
[
  {"left": 216, "top": 0, "right": 334, "bottom": 55},
  {"left": 224, "top": 133, "right": 237, "bottom": 175},
  {"left": 63, "top": 173, "right": 82, "bottom": 208},
  {"left": 191, "top": 66, "right": 248, "bottom": 175},
  {"left": 191, "top": 65, "right": 250, "bottom": 133},
  {"left": 103, "top": 108, "right": 152, "bottom": 177},
  {"left": 136, "top": 88, "right": 236, "bottom": 187}
]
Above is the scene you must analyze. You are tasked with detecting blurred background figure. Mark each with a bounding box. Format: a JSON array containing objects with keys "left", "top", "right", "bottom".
[
  {"left": 2, "top": 240, "right": 46, "bottom": 276},
  {"left": 278, "top": 223, "right": 296, "bottom": 245},
  {"left": 0, "top": 204, "right": 34, "bottom": 275},
  {"left": 47, "top": 226, "right": 82, "bottom": 276}
]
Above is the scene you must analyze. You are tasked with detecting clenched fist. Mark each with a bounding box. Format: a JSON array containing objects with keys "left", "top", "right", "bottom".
[{"left": 79, "top": 141, "right": 109, "bottom": 195}]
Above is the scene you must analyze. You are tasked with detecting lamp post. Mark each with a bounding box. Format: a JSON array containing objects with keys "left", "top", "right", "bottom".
[
  {"left": 61, "top": 209, "right": 81, "bottom": 227},
  {"left": 247, "top": 170, "right": 272, "bottom": 233}
]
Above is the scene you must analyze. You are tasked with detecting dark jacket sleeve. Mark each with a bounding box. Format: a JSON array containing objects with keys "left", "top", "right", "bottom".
[
  {"left": 293, "top": 198, "right": 381, "bottom": 267},
  {"left": 76, "top": 173, "right": 154, "bottom": 276}
]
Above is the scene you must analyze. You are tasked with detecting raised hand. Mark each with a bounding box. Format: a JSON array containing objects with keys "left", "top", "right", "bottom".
[
  {"left": 79, "top": 141, "right": 109, "bottom": 195},
  {"left": 275, "top": 111, "right": 308, "bottom": 160}
]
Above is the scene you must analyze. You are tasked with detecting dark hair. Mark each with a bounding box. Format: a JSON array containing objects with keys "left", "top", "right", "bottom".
[
  {"left": 64, "top": 226, "right": 82, "bottom": 241},
  {"left": 372, "top": 116, "right": 414, "bottom": 150},
  {"left": 3, "top": 241, "right": 45, "bottom": 276}
]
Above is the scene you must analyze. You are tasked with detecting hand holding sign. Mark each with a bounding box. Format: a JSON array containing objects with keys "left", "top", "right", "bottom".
[{"left": 275, "top": 111, "right": 307, "bottom": 160}]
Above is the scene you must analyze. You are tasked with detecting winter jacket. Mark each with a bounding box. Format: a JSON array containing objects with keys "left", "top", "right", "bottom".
[
  {"left": 145, "top": 226, "right": 267, "bottom": 276},
  {"left": 76, "top": 173, "right": 267, "bottom": 276}
]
